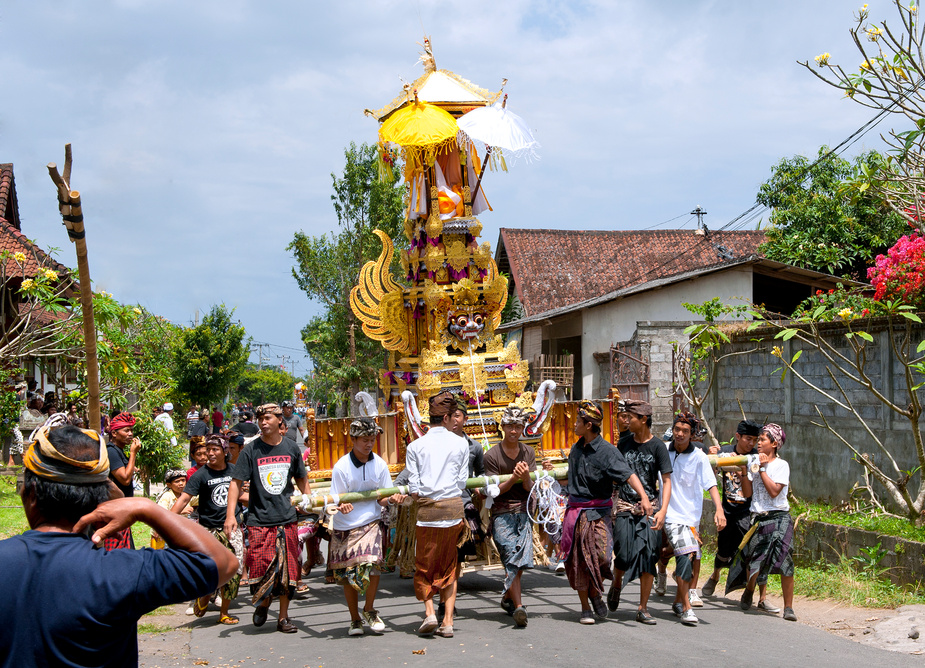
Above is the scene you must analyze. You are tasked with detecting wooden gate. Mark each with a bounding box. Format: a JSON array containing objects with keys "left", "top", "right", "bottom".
[{"left": 609, "top": 342, "right": 649, "bottom": 402}]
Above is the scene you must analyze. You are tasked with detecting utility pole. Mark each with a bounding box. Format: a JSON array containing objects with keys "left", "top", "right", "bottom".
[
  {"left": 253, "top": 343, "right": 267, "bottom": 370},
  {"left": 278, "top": 354, "right": 296, "bottom": 377},
  {"left": 691, "top": 206, "right": 708, "bottom": 230}
]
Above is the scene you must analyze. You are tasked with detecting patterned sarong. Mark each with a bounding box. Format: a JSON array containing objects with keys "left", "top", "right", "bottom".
[
  {"left": 331, "top": 520, "right": 384, "bottom": 594},
  {"left": 612, "top": 512, "right": 662, "bottom": 584},
  {"left": 725, "top": 510, "right": 795, "bottom": 594},
  {"left": 715, "top": 509, "right": 752, "bottom": 567},
  {"left": 413, "top": 522, "right": 465, "bottom": 601},
  {"left": 564, "top": 513, "right": 612, "bottom": 596},
  {"left": 491, "top": 512, "right": 534, "bottom": 593},
  {"left": 208, "top": 527, "right": 241, "bottom": 601},
  {"left": 245, "top": 523, "right": 300, "bottom": 604}
]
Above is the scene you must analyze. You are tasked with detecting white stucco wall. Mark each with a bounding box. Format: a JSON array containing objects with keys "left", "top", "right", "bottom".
[{"left": 580, "top": 268, "right": 754, "bottom": 398}]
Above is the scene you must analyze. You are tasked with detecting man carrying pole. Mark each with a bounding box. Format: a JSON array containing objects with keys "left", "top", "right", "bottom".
[
  {"left": 329, "top": 417, "right": 405, "bottom": 636},
  {"left": 483, "top": 405, "right": 536, "bottom": 628},
  {"left": 405, "top": 390, "right": 470, "bottom": 638}
]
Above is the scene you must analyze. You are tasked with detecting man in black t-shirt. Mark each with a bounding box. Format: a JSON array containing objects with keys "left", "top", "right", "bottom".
[
  {"left": 105, "top": 412, "right": 142, "bottom": 550},
  {"left": 231, "top": 410, "right": 260, "bottom": 437},
  {"left": 700, "top": 420, "right": 775, "bottom": 608},
  {"left": 225, "top": 403, "right": 310, "bottom": 634},
  {"left": 172, "top": 434, "right": 242, "bottom": 625},
  {"left": 609, "top": 399, "right": 672, "bottom": 625}
]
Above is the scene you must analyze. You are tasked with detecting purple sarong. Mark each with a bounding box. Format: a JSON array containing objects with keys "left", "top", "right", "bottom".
[{"left": 560, "top": 496, "right": 612, "bottom": 560}]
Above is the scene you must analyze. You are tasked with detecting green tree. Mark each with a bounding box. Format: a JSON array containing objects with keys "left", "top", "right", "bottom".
[
  {"left": 235, "top": 366, "right": 296, "bottom": 405},
  {"left": 757, "top": 148, "right": 907, "bottom": 278},
  {"left": 800, "top": 1, "right": 925, "bottom": 234},
  {"left": 287, "top": 142, "right": 404, "bottom": 414},
  {"left": 172, "top": 305, "right": 249, "bottom": 408}
]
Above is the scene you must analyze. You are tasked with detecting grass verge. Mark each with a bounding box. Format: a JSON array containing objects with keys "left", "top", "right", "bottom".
[
  {"left": 790, "top": 497, "right": 925, "bottom": 543},
  {"left": 137, "top": 622, "right": 173, "bottom": 634},
  {"left": 700, "top": 546, "right": 925, "bottom": 609}
]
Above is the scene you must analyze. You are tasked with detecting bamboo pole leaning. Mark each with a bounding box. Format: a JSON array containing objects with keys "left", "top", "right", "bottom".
[
  {"left": 47, "top": 144, "right": 101, "bottom": 434},
  {"left": 290, "top": 454, "right": 757, "bottom": 511}
]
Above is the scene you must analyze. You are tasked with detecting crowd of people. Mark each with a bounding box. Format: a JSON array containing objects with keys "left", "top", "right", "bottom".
[{"left": 0, "top": 390, "right": 796, "bottom": 664}]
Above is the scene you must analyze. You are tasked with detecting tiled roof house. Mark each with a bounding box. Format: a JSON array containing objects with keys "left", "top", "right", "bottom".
[{"left": 494, "top": 227, "right": 855, "bottom": 424}]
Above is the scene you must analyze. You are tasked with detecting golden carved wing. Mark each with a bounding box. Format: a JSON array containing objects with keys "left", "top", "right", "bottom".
[{"left": 349, "top": 230, "right": 412, "bottom": 354}]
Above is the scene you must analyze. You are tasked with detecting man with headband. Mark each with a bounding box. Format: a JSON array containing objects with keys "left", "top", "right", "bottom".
[
  {"left": 405, "top": 390, "right": 470, "bottom": 638},
  {"left": 609, "top": 398, "right": 672, "bottom": 625},
  {"left": 329, "top": 417, "right": 404, "bottom": 636},
  {"left": 0, "top": 424, "right": 237, "bottom": 665},
  {"left": 105, "top": 411, "right": 142, "bottom": 550},
  {"left": 483, "top": 405, "right": 537, "bottom": 628},
  {"left": 701, "top": 419, "right": 768, "bottom": 604},
  {"left": 544, "top": 399, "right": 649, "bottom": 625},
  {"left": 225, "top": 403, "right": 311, "bottom": 634}
]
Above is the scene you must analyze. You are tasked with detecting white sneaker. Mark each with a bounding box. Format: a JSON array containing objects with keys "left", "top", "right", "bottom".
[
  {"left": 348, "top": 620, "right": 364, "bottom": 636},
  {"left": 555, "top": 561, "right": 566, "bottom": 574},
  {"left": 185, "top": 606, "right": 194, "bottom": 616},
  {"left": 548, "top": 560, "right": 559, "bottom": 572},
  {"left": 655, "top": 572, "right": 667, "bottom": 596},
  {"left": 362, "top": 609, "right": 386, "bottom": 633},
  {"left": 689, "top": 589, "right": 703, "bottom": 607},
  {"left": 680, "top": 609, "right": 699, "bottom": 626}
]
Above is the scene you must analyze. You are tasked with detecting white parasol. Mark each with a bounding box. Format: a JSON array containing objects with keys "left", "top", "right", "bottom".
[{"left": 457, "top": 94, "right": 539, "bottom": 202}]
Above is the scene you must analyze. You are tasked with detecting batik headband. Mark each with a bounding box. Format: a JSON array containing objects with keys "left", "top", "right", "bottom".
[
  {"left": 623, "top": 399, "right": 653, "bottom": 417},
  {"left": 500, "top": 405, "right": 532, "bottom": 426},
  {"left": 761, "top": 423, "right": 786, "bottom": 447},
  {"left": 256, "top": 403, "right": 283, "bottom": 417},
  {"left": 577, "top": 400, "right": 603, "bottom": 424},
  {"left": 350, "top": 417, "right": 383, "bottom": 438},
  {"left": 23, "top": 425, "right": 110, "bottom": 484}
]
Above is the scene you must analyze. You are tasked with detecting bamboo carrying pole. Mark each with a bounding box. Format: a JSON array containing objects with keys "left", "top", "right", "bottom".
[
  {"left": 47, "top": 145, "right": 101, "bottom": 434},
  {"left": 290, "top": 454, "right": 755, "bottom": 510}
]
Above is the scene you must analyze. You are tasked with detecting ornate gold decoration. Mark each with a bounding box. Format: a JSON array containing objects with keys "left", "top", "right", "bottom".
[
  {"left": 445, "top": 238, "right": 470, "bottom": 272},
  {"left": 472, "top": 242, "right": 492, "bottom": 270},
  {"left": 453, "top": 278, "right": 480, "bottom": 305},
  {"left": 486, "top": 335, "right": 504, "bottom": 354},
  {"left": 492, "top": 387, "right": 515, "bottom": 404},
  {"left": 349, "top": 230, "right": 412, "bottom": 353},
  {"left": 459, "top": 352, "right": 487, "bottom": 399},
  {"left": 498, "top": 340, "right": 521, "bottom": 364}
]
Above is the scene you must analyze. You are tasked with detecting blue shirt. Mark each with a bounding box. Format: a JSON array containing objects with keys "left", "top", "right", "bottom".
[{"left": 0, "top": 531, "right": 218, "bottom": 667}]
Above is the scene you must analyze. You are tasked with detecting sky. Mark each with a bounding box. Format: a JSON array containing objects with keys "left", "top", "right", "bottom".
[{"left": 0, "top": 0, "right": 906, "bottom": 376}]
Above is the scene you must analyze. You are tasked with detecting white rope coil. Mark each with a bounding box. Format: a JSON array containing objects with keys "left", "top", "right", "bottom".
[{"left": 528, "top": 470, "right": 566, "bottom": 535}]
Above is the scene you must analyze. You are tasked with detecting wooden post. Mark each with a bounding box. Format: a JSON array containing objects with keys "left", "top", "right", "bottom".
[{"left": 47, "top": 145, "right": 101, "bottom": 434}]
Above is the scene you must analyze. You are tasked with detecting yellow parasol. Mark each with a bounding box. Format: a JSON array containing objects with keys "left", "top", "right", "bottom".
[{"left": 378, "top": 96, "right": 458, "bottom": 171}]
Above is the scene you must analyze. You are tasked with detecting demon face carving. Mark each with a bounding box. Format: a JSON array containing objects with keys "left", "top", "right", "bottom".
[{"left": 448, "top": 310, "right": 486, "bottom": 342}]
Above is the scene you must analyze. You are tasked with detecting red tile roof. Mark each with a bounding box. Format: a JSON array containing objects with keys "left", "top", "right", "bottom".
[
  {"left": 496, "top": 228, "right": 767, "bottom": 316},
  {"left": 0, "top": 163, "right": 20, "bottom": 230}
]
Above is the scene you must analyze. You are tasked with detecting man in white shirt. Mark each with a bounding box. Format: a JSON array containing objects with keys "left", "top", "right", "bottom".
[
  {"left": 662, "top": 413, "right": 725, "bottom": 627},
  {"left": 155, "top": 403, "right": 177, "bottom": 446},
  {"left": 405, "top": 390, "right": 469, "bottom": 639},
  {"left": 330, "top": 418, "right": 405, "bottom": 637}
]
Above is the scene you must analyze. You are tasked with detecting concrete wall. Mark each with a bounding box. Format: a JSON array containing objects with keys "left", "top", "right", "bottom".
[
  {"left": 580, "top": 267, "right": 754, "bottom": 398},
  {"left": 710, "top": 320, "right": 925, "bottom": 505}
]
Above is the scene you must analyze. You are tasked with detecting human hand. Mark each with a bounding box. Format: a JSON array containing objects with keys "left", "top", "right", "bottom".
[
  {"left": 513, "top": 461, "right": 530, "bottom": 482},
  {"left": 224, "top": 517, "right": 238, "bottom": 537},
  {"left": 651, "top": 509, "right": 666, "bottom": 531},
  {"left": 708, "top": 445, "right": 720, "bottom": 455},
  {"left": 72, "top": 497, "right": 149, "bottom": 546},
  {"left": 541, "top": 458, "right": 554, "bottom": 471},
  {"left": 338, "top": 502, "right": 354, "bottom": 514},
  {"left": 390, "top": 494, "right": 406, "bottom": 505},
  {"left": 129, "top": 438, "right": 142, "bottom": 456},
  {"left": 640, "top": 496, "right": 653, "bottom": 517},
  {"left": 758, "top": 453, "right": 770, "bottom": 465},
  {"left": 715, "top": 510, "right": 727, "bottom": 531}
]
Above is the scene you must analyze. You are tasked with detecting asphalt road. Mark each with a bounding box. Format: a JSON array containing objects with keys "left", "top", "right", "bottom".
[{"left": 175, "top": 567, "right": 922, "bottom": 668}]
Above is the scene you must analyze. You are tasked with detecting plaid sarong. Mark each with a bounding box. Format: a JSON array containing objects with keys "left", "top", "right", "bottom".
[
  {"left": 331, "top": 520, "right": 384, "bottom": 594},
  {"left": 564, "top": 513, "right": 612, "bottom": 597},
  {"left": 245, "top": 523, "right": 300, "bottom": 604},
  {"left": 725, "top": 510, "right": 795, "bottom": 594},
  {"left": 490, "top": 511, "right": 534, "bottom": 593},
  {"left": 664, "top": 523, "right": 701, "bottom": 558}
]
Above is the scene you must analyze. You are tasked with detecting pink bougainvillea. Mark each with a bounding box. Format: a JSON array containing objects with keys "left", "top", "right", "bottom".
[{"left": 867, "top": 233, "right": 925, "bottom": 308}]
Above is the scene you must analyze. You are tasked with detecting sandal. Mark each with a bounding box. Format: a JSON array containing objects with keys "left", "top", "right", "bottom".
[
  {"left": 218, "top": 615, "right": 239, "bottom": 625},
  {"left": 193, "top": 596, "right": 209, "bottom": 618}
]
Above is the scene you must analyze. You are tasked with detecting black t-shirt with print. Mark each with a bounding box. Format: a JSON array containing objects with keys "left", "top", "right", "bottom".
[
  {"left": 231, "top": 437, "right": 306, "bottom": 527},
  {"left": 107, "top": 445, "right": 134, "bottom": 499},
  {"left": 719, "top": 442, "right": 757, "bottom": 517},
  {"left": 183, "top": 464, "right": 233, "bottom": 529},
  {"left": 616, "top": 433, "right": 672, "bottom": 505}
]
